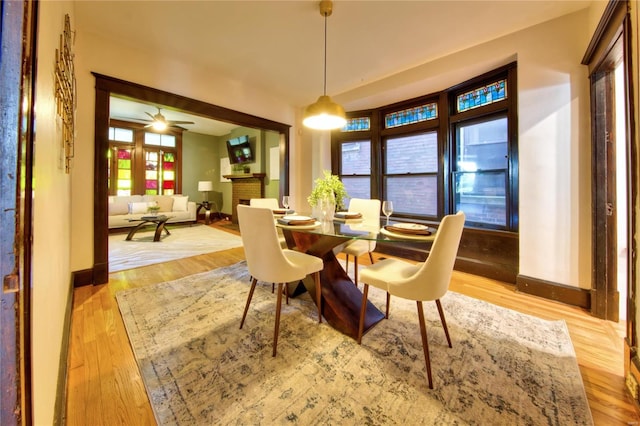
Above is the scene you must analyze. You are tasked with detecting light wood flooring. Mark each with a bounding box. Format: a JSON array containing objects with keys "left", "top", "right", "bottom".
[{"left": 66, "top": 221, "right": 640, "bottom": 425}]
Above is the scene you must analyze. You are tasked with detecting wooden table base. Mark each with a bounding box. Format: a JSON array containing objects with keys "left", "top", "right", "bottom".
[{"left": 283, "top": 230, "right": 385, "bottom": 340}]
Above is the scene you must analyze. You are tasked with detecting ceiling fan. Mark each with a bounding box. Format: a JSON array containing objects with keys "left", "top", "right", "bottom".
[
  {"left": 116, "top": 107, "right": 195, "bottom": 131},
  {"left": 142, "top": 107, "right": 195, "bottom": 131}
]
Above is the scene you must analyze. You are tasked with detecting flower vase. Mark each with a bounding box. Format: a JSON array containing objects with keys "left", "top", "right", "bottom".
[{"left": 320, "top": 196, "right": 336, "bottom": 222}]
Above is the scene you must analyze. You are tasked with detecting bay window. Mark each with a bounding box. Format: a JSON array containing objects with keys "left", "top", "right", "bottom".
[{"left": 333, "top": 62, "right": 518, "bottom": 232}]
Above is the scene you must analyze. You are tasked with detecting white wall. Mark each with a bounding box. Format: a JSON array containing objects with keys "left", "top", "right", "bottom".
[
  {"left": 334, "top": 9, "right": 593, "bottom": 289},
  {"left": 32, "top": 2, "right": 75, "bottom": 424}
]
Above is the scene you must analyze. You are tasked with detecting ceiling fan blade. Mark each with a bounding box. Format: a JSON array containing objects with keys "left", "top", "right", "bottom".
[
  {"left": 112, "top": 116, "right": 152, "bottom": 123},
  {"left": 168, "top": 120, "right": 195, "bottom": 125},
  {"left": 144, "top": 111, "right": 156, "bottom": 120}
]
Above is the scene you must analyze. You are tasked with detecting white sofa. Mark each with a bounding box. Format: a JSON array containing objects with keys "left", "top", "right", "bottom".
[{"left": 108, "top": 194, "right": 197, "bottom": 229}]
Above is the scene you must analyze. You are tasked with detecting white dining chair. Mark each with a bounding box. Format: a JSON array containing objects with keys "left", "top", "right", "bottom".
[
  {"left": 249, "top": 198, "right": 280, "bottom": 210},
  {"left": 249, "top": 197, "right": 287, "bottom": 289},
  {"left": 237, "top": 204, "right": 324, "bottom": 356},
  {"left": 357, "top": 211, "right": 465, "bottom": 389},
  {"left": 339, "top": 198, "right": 381, "bottom": 286}
]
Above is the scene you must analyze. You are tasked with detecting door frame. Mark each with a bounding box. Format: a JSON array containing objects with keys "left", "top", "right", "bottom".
[
  {"left": 0, "top": 0, "right": 37, "bottom": 423},
  {"left": 91, "top": 74, "right": 292, "bottom": 284},
  {"left": 583, "top": 0, "right": 636, "bottom": 323}
]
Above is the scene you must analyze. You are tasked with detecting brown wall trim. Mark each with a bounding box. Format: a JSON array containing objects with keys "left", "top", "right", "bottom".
[
  {"left": 376, "top": 227, "right": 519, "bottom": 284},
  {"left": 516, "top": 274, "right": 591, "bottom": 310},
  {"left": 54, "top": 277, "right": 74, "bottom": 425},
  {"left": 582, "top": 0, "right": 627, "bottom": 67},
  {"left": 72, "top": 268, "right": 94, "bottom": 287}
]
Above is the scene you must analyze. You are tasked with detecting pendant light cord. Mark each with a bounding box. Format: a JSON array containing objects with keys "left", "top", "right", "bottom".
[{"left": 323, "top": 11, "right": 328, "bottom": 96}]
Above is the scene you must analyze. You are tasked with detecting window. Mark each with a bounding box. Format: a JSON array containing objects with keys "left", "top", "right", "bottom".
[
  {"left": 453, "top": 116, "right": 508, "bottom": 226},
  {"left": 383, "top": 132, "right": 438, "bottom": 216},
  {"left": 449, "top": 70, "right": 517, "bottom": 230},
  {"left": 339, "top": 140, "right": 371, "bottom": 203},
  {"left": 333, "top": 62, "right": 518, "bottom": 231},
  {"left": 108, "top": 122, "right": 183, "bottom": 196}
]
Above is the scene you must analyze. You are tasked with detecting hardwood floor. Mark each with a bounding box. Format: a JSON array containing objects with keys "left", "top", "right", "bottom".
[{"left": 66, "top": 221, "right": 639, "bottom": 425}]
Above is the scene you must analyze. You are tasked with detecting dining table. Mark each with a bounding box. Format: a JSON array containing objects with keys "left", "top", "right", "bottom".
[{"left": 276, "top": 215, "right": 435, "bottom": 341}]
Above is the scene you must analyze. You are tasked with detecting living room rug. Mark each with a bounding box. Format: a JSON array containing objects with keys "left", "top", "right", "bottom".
[
  {"left": 116, "top": 261, "right": 593, "bottom": 425},
  {"left": 109, "top": 224, "right": 242, "bottom": 272}
]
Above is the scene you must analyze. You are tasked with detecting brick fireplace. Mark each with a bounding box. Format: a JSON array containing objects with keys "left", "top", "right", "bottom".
[{"left": 223, "top": 173, "right": 266, "bottom": 224}]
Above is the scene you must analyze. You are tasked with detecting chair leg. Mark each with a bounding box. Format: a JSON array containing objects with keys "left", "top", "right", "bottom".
[
  {"left": 273, "top": 282, "right": 284, "bottom": 357},
  {"left": 272, "top": 283, "right": 275, "bottom": 293},
  {"left": 435, "top": 299, "right": 452, "bottom": 348},
  {"left": 240, "top": 278, "right": 258, "bottom": 329},
  {"left": 314, "top": 271, "right": 322, "bottom": 323},
  {"left": 385, "top": 292, "right": 390, "bottom": 319},
  {"left": 368, "top": 251, "right": 375, "bottom": 264},
  {"left": 357, "top": 284, "right": 369, "bottom": 344},
  {"left": 416, "top": 301, "right": 434, "bottom": 389},
  {"left": 345, "top": 254, "right": 350, "bottom": 273},
  {"left": 353, "top": 256, "right": 359, "bottom": 287},
  {"left": 284, "top": 282, "right": 289, "bottom": 305}
]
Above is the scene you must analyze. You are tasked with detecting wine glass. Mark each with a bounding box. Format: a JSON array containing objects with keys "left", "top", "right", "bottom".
[
  {"left": 282, "top": 195, "right": 290, "bottom": 210},
  {"left": 382, "top": 201, "right": 394, "bottom": 226}
]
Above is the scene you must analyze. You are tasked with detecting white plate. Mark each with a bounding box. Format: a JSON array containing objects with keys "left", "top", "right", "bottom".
[
  {"left": 278, "top": 221, "right": 321, "bottom": 230},
  {"left": 380, "top": 227, "right": 434, "bottom": 241},
  {"left": 282, "top": 215, "right": 312, "bottom": 221},
  {"left": 334, "top": 211, "right": 360, "bottom": 218},
  {"left": 391, "top": 223, "right": 428, "bottom": 231}
]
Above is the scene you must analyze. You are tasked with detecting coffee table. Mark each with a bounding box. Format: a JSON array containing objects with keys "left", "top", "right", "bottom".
[{"left": 126, "top": 215, "right": 172, "bottom": 242}]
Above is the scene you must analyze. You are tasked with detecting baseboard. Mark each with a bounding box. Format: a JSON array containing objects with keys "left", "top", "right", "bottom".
[
  {"left": 516, "top": 274, "right": 591, "bottom": 310},
  {"left": 53, "top": 276, "right": 74, "bottom": 425},
  {"left": 72, "top": 268, "right": 94, "bottom": 287}
]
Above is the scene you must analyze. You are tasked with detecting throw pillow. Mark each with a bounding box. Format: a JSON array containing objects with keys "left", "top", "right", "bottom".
[
  {"left": 154, "top": 195, "right": 174, "bottom": 212},
  {"left": 172, "top": 195, "right": 189, "bottom": 212},
  {"left": 129, "top": 202, "right": 150, "bottom": 214},
  {"left": 108, "top": 202, "right": 129, "bottom": 216}
]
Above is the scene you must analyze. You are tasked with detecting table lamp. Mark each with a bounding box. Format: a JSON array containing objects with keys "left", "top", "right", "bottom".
[{"left": 198, "top": 181, "right": 213, "bottom": 204}]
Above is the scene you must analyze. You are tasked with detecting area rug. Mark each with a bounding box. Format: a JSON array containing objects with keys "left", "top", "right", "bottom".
[
  {"left": 109, "top": 224, "right": 242, "bottom": 272},
  {"left": 116, "top": 261, "right": 593, "bottom": 425}
]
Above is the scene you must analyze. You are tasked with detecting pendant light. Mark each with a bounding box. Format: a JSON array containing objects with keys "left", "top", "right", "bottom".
[{"left": 303, "top": 0, "right": 347, "bottom": 130}]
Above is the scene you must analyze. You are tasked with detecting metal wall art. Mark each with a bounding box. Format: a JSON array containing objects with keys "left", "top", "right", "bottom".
[{"left": 54, "top": 14, "right": 76, "bottom": 173}]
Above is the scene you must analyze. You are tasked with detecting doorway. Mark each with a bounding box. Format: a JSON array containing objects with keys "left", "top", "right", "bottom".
[{"left": 91, "top": 74, "right": 291, "bottom": 284}]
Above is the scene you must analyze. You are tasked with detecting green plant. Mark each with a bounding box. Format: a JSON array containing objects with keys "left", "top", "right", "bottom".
[
  {"left": 307, "top": 170, "right": 349, "bottom": 211},
  {"left": 147, "top": 204, "right": 161, "bottom": 213}
]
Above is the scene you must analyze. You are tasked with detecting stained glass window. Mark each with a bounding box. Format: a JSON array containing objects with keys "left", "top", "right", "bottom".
[
  {"left": 341, "top": 117, "right": 370, "bottom": 132},
  {"left": 162, "top": 152, "right": 176, "bottom": 195},
  {"left": 108, "top": 125, "right": 181, "bottom": 196},
  {"left": 115, "top": 148, "right": 133, "bottom": 196},
  {"left": 385, "top": 103, "right": 437, "bottom": 129},
  {"left": 145, "top": 151, "right": 160, "bottom": 195},
  {"left": 456, "top": 79, "right": 507, "bottom": 113}
]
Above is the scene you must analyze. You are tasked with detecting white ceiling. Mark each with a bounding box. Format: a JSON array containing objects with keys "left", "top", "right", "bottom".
[{"left": 76, "top": 0, "right": 593, "bottom": 135}]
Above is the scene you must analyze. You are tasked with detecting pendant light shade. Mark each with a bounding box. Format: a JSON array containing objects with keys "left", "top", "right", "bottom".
[
  {"left": 303, "top": 0, "right": 346, "bottom": 131},
  {"left": 303, "top": 95, "right": 346, "bottom": 130}
]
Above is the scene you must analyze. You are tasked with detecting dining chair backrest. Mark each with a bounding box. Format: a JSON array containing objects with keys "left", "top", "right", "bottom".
[
  {"left": 250, "top": 198, "right": 279, "bottom": 209},
  {"left": 348, "top": 198, "right": 381, "bottom": 227},
  {"left": 387, "top": 211, "right": 465, "bottom": 302},
  {"left": 237, "top": 205, "right": 305, "bottom": 284}
]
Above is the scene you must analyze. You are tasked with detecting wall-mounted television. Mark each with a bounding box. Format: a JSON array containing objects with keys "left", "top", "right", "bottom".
[{"left": 226, "top": 135, "right": 254, "bottom": 164}]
